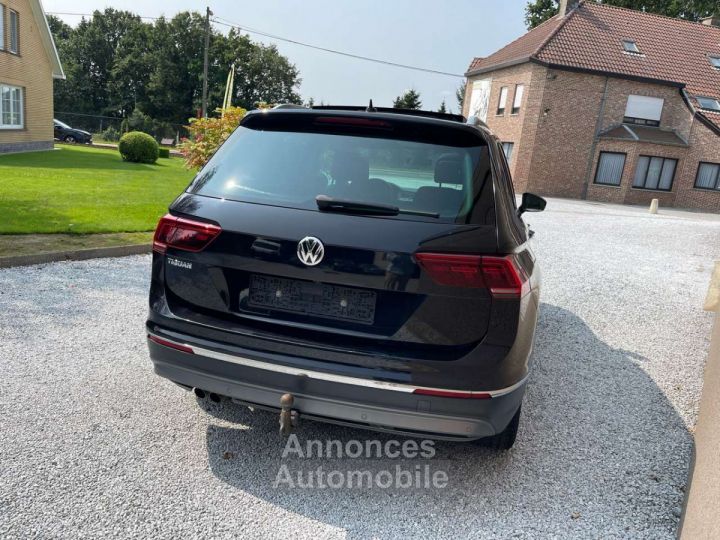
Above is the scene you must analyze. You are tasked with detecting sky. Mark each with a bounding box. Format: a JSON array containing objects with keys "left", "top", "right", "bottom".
[{"left": 42, "top": 0, "right": 529, "bottom": 112}]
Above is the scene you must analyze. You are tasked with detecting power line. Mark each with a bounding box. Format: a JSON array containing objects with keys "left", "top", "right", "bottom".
[
  {"left": 211, "top": 16, "right": 464, "bottom": 78},
  {"left": 46, "top": 10, "right": 466, "bottom": 79}
]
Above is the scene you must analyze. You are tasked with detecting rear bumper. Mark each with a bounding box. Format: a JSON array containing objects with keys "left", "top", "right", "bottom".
[{"left": 147, "top": 329, "right": 527, "bottom": 441}]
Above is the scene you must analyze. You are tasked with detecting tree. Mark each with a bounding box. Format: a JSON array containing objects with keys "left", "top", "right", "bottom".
[
  {"left": 226, "top": 32, "right": 302, "bottom": 109},
  {"left": 47, "top": 9, "right": 302, "bottom": 131},
  {"left": 393, "top": 89, "right": 422, "bottom": 110},
  {"left": 525, "top": 0, "right": 717, "bottom": 29},
  {"left": 525, "top": 0, "right": 557, "bottom": 28},
  {"left": 456, "top": 81, "right": 466, "bottom": 112},
  {"left": 438, "top": 99, "right": 447, "bottom": 114}
]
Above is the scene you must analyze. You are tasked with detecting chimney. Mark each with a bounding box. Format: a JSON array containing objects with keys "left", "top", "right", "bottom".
[
  {"left": 558, "top": 0, "right": 577, "bottom": 17},
  {"left": 701, "top": 15, "right": 720, "bottom": 27}
]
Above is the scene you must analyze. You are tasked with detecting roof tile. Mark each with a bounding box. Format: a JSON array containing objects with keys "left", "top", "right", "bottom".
[{"left": 466, "top": 14, "right": 566, "bottom": 74}]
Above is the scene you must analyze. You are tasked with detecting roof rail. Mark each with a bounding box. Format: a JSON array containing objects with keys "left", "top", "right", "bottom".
[{"left": 311, "top": 105, "right": 465, "bottom": 123}]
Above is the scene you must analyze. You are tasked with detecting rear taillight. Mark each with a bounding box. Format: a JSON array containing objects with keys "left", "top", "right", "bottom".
[
  {"left": 152, "top": 214, "right": 221, "bottom": 254},
  {"left": 414, "top": 253, "right": 529, "bottom": 298}
]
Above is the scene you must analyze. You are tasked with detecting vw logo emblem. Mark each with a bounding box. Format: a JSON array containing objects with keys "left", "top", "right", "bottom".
[{"left": 297, "top": 236, "right": 324, "bottom": 266}]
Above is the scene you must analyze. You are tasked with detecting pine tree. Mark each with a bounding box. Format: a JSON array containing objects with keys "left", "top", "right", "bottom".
[
  {"left": 393, "top": 89, "right": 422, "bottom": 110},
  {"left": 456, "top": 82, "right": 466, "bottom": 112}
]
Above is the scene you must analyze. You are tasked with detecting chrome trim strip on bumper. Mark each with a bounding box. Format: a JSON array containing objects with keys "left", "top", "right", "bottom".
[{"left": 147, "top": 332, "right": 528, "bottom": 398}]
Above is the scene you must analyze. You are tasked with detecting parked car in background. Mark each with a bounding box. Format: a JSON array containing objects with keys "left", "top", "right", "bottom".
[
  {"left": 146, "top": 105, "right": 546, "bottom": 449},
  {"left": 53, "top": 119, "right": 92, "bottom": 144}
]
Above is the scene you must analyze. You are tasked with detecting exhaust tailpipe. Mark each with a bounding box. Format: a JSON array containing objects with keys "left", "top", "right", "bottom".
[{"left": 194, "top": 388, "right": 206, "bottom": 399}]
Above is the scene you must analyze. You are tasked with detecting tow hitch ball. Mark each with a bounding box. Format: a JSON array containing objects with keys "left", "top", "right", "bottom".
[{"left": 279, "top": 393, "right": 299, "bottom": 436}]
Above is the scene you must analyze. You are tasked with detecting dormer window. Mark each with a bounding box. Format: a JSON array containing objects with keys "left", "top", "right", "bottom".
[
  {"left": 696, "top": 96, "right": 720, "bottom": 111},
  {"left": 622, "top": 40, "right": 640, "bottom": 54},
  {"left": 624, "top": 95, "right": 663, "bottom": 126},
  {"left": 709, "top": 56, "right": 720, "bottom": 69}
]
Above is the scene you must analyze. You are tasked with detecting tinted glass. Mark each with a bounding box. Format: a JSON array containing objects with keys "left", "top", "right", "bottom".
[{"left": 188, "top": 124, "right": 495, "bottom": 224}]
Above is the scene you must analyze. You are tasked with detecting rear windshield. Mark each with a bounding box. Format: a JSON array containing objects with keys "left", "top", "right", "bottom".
[{"left": 188, "top": 117, "right": 496, "bottom": 224}]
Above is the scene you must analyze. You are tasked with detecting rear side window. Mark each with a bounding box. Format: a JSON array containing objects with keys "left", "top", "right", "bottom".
[{"left": 188, "top": 117, "right": 496, "bottom": 224}]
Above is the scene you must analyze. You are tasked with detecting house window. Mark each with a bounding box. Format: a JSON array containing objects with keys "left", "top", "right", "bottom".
[
  {"left": 709, "top": 56, "right": 720, "bottom": 69},
  {"left": 696, "top": 96, "right": 720, "bottom": 111},
  {"left": 511, "top": 84, "right": 524, "bottom": 114},
  {"left": 0, "top": 84, "right": 23, "bottom": 128},
  {"left": 594, "top": 152, "right": 626, "bottom": 186},
  {"left": 0, "top": 6, "right": 4, "bottom": 51},
  {"left": 695, "top": 162, "right": 720, "bottom": 190},
  {"left": 632, "top": 156, "right": 677, "bottom": 191},
  {"left": 497, "top": 87, "right": 508, "bottom": 115},
  {"left": 622, "top": 40, "right": 640, "bottom": 53},
  {"left": 502, "top": 142, "right": 514, "bottom": 161},
  {"left": 9, "top": 9, "right": 18, "bottom": 53},
  {"left": 624, "top": 95, "right": 663, "bottom": 126}
]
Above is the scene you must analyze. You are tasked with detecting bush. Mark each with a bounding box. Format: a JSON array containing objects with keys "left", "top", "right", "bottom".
[
  {"left": 179, "top": 106, "right": 247, "bottom": 169},
  {"left": 100, "top": 126, "right": 120, "bottom": 142},
  {"left": 118, "top": 131, "right": 159, "bottom": 164},
  {"left": 158, "top": 147, "right": 170, "bottom": 159}
]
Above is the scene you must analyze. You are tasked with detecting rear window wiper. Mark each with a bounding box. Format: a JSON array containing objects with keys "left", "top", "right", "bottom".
[{"left": 315, "top": 195, "right": 439, "bottom": 218}]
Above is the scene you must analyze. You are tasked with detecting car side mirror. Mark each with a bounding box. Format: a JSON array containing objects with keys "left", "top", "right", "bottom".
[{"left": 518, "top": 193, "right": 546, "bottom": 216}]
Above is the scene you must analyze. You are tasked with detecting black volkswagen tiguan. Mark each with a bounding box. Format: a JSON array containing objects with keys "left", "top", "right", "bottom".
[{"left": 146, "top": 105, "right": 545, "bottom": 449}]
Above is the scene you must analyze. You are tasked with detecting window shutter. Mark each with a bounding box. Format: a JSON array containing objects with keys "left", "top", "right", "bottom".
[
  {"left": 498, "top": 86, "right": 507, "bottom": 114},
  {"left": 512, "top": 85, "right": 524, "bottom": 113},
  {"left": 624, "top": 95, "right": 664, "bottom": 121}
]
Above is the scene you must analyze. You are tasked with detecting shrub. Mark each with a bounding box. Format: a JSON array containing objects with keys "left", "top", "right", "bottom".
[
  {"left": 179, "top": 106, "right": 247, "bottom": 169},
  {"left": 158, "top": 147, "right": 170, "bottom": 159},
  {"left": 118, "top": 131, "right": 159, "bottom": 164},
  {"left": 100, "top": 126, "right": 120, "bottom": 142}
]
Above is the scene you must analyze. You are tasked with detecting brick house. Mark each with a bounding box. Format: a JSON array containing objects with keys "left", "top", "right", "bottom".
[
  {"left": 0, "top": 0, "right": 64, "bottom": 154},
  {"left": 463, "top": 0, "right": 720, "bottom": 211}
]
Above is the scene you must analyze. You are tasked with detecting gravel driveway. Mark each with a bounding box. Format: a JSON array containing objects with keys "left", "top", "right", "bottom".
[{"left": 2, "top": 198, "right": 719, "bottom": 539}]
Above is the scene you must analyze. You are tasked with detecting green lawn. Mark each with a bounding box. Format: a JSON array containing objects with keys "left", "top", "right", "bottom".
[{"left": 0, "top": 144, "right": 194, "bottom": 234}]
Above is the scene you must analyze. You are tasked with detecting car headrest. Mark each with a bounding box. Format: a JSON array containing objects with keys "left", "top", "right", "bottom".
[
  {"left": 434, "top": 155, "right": 464, "bottom": 185},
  {"left": 330, "top": 151, "right": 370, "bottom": 184}
]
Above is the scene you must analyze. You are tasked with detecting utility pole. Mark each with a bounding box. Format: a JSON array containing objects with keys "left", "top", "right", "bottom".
[{"left": 202, "top": 6, "right": 213, "bottom": 118}]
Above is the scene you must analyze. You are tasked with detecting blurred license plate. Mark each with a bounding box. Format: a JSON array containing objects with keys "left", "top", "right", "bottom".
[{"left": 248, "top": 275, "right": 376, "bottom": 324}]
